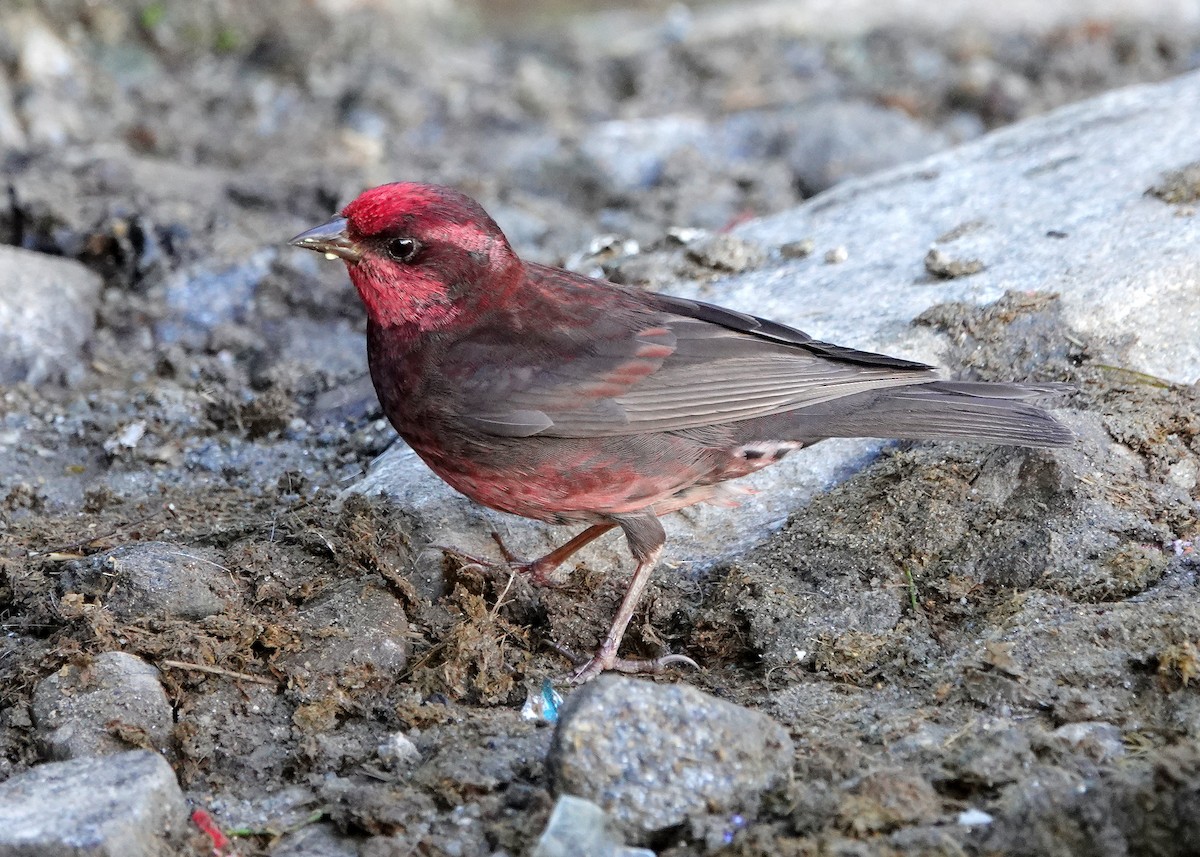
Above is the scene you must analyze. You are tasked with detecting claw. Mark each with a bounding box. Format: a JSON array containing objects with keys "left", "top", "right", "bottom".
[
  {"left": 568, "top": 650, "right": 699, "bottom": 685},
  {"left": 549, "top": 640, "right": 698, "bottom": 684}
]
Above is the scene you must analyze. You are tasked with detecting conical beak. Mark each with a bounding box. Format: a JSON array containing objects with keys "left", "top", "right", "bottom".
[{"left": 288, "top": 216, "right": 361, "bottom": 263}]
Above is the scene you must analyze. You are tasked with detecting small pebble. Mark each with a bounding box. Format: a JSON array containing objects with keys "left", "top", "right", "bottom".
[
  {"left": 925, "top": 247, "right": 985, "bottom": 278},
  {"left": 779, "top": 239, "right": 815, "bottom": 259},
  {"left": 957, "top": 807, "right": 994, "bottom": 826}
]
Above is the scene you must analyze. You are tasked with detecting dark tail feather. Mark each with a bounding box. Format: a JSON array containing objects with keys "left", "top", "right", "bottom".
[{"left": 779, "top": 380, "right": 1074, "bottom": 448}]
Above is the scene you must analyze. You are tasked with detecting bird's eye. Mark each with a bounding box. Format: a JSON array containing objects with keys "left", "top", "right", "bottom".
[{"left": 386, "top": 237, "right": 420, "bottom": 263}]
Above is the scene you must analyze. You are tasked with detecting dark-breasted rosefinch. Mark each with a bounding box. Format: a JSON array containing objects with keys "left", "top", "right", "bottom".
[{"left": 290, "top": 182, "right": 1071, "bottom": 683}]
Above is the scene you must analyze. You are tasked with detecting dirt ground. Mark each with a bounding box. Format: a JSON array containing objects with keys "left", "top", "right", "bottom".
[{"left": 2, "top": 2, "right": 1199, "bottom": 855}]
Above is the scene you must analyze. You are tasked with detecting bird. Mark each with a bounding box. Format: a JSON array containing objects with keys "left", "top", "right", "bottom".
[{"left": 289, "top": 181, "right": 1073, "bottom": 683}]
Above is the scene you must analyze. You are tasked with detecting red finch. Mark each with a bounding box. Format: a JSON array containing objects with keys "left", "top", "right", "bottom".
[{"left": 290, "top": 182, "right": 1072, "bottom": 683}]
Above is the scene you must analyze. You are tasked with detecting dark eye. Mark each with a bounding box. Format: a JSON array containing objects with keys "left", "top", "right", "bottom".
[{"left": 386, "top": 237, "right": 420, "bottom": 262}]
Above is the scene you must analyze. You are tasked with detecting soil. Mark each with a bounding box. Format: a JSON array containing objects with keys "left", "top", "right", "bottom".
[{"left": 2, "top": 2, "right": 1199, "bottom": 855}]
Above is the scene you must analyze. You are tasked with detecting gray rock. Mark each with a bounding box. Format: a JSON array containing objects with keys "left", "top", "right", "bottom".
[
  {"left": 685, "top": 233, "right": 767, "bottom": 274},
  {"left": 376, "top": 731, "right": 421, "bottom": 770},
  {"left": 281, "top": 581, "right": 409, "bottom": 707},
  {"left": 60, "top": 542, "right": 234, "bottom": 620},
  {"left": 0, "top": 245, "right": 102, "bottom": 385},
  {"left": 32, "top": 651, "right": 173, "bottom": 760},
  {"left": 343, "top": 70, "right": 1200, "bottom": 578},
  {"left": 16, "top": 20, "right": 77, "bottom": 85},
  {"left": 732, "top": 72, "right": 1200, "bottom": 387},
  {"left": 9, "top": 16, "right": 87, "bottom": 148},
  {"left": 18, "top": 88, "right": 87, "bottom": 150},
  {"left": 0, "top": 750, "right": 187, "bottom": 857},
  {"left": 676, "top": 0, "right": 1200, "bottom": 42},
  {"left": 549, "top": 677, "right": 793, "bottom": 839},
  {"left": 174, "top": 683, "right": 293, "bottom": 789},
  {"left": 786, "top": 100, "right": 949, "bottom": 193},
  {"left": 1052, "top": 721, "right": 1125, "bottom": 762}
]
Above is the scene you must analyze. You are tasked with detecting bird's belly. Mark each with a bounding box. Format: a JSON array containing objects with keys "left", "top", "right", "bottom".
[{"left": 404, "top": 433, "right": 718, "bottom": 524}]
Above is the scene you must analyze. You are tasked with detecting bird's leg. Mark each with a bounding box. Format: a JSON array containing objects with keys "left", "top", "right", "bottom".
[
  {"left": 440, "top": 522, "right": 615, "bottom": 586},
  {"left": 568, "top": 514, "right": 698, "bottom": 684}
]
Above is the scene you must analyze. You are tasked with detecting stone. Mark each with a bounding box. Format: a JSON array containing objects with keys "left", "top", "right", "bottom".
[
  {"left": 281, "top": 581, "right": 409, "bottom": 713},
  {"left": 0, "top": 246, "right": 102, "bottom": 385},
  {"left": 32, "top": 651, "right": 173, "bottom": 760},
  {"left": 684, "top": 233, "right": 767, "bottom": 274},
  {"left": 59, "top": 542, "right": 234, "bottom": 621},
  {"left": 0, "top": 750, "right": 187, "bottom": 857},
  {"left": 549, "top": 677, "right": 793, "bottom": 839},
  {"left": 271, "top": 823, "right": 362, "bottom": 857}
]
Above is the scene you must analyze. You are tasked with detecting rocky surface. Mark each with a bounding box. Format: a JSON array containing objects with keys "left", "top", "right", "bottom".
[
  {"left": 0, "top": 750, "right": 188, "bottom": 857},
  {"left": 550, "top": 677, "right": 793, "bottom": 843},
  {"left": 0, "top": 246, "right": 102, "bottom": 385},
  {"left": 59, "top": 542, "right": 235, "bottom": 620},
  {"left": 32, "top": 651, "right": 173, "bottom": 760},
  {"left": 1, "top": 1, "right": 1199, "bottom": 856}
]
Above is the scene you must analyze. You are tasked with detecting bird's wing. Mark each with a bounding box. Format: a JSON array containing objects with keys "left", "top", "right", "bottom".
[{"left": 446, "top": 271, "right": 939, "bottom": 438}]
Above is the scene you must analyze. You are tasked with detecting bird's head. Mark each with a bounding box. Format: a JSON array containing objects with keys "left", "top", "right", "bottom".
[{"left": 289, "top": 182, "right": 523, "bottom": 330}]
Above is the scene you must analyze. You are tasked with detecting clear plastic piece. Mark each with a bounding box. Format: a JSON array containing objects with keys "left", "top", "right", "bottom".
[{"left": 532, "top": 795, "right": 656, "bottom": 857}]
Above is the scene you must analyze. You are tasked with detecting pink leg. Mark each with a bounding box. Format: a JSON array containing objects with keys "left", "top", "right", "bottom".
[{"left": 567, "top": 515, "right": 698, "bottom": 683}]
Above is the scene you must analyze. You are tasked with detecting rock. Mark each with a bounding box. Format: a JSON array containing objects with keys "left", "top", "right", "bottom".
[
  {"left": 786, "top": 100, "right": 949, "bottom": 193},
  {"left": 174, "top": 683, "right": 293, "bottom": 789},
  {"left": 732, "top": 71, "right": 1200, "bottom": 386},
  {"left": 1052, "top": 721, "right": 1125, "bottom": 762},
  {"left": 676, "top": 0, "right": 1200, "bottom": 42},
  {"left": 0, "top": 750, "right": 187, "bottom": 857},
  {"left": 924, "top": 246, "right": 985, "bottom": 279},
  {"left": 281, "top": 581, "right": 409, "bottom": 722},
  {"left": 376, "top": 731, "right": 421, "bottom": 770},
  {"left": 549, "top": 676, "right": 793, "bottom": 839},
  {"left": 348, "top": 68, "right": 1200, "bottom": 585},
  {"left": 0, "top": 246, "right": 102, "bottom": 385},
  {"left": 18, "top": 88, "right": 88, "bottom": 150},
  {"left": 16, "top": 21, "right": 77, "bottom": 85},
  {"left": 8, "top": 15, "right": 88, "bottom": 148},
  {"left": 32, "top": 652, "right": 173, "bottom": 760},
  {"left": 944, "top": 722, "right": 1034, "bottom": 788},
  {"left": 684, "top": 233, "right": 767, "bottom": 274},
  {"left": 59, "top": 542, "right": 234, "bottom": 621}
]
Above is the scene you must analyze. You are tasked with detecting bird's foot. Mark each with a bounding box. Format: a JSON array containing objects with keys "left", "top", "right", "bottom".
[
  {"left": 436, "top": 533, "right": 563, "bottom": 586},
  {"left": 550, "top": 641, "right": 699, "bottom": 685}
]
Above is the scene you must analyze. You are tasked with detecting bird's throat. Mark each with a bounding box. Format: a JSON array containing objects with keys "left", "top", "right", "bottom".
[{"left": 349, "top": 265, "right": 461, "bottom": 332}]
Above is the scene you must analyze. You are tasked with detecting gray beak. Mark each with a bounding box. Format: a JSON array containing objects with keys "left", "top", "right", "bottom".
[{"left": 288, "top": 216, "right": 361, "bottom": 263}]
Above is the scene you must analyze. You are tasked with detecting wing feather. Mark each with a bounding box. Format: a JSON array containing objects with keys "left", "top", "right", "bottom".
[{"left": 451, "top": 266, "right": 939, "bottom": 438}]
